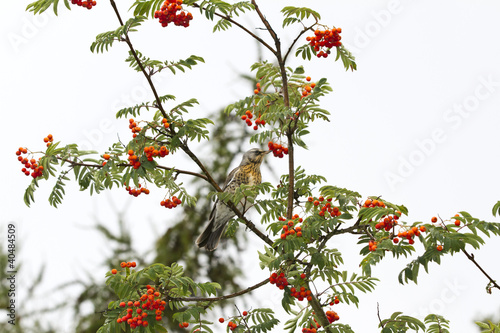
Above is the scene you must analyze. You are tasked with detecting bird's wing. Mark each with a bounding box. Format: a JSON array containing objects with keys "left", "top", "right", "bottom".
[{"left": 222, "top": 166, "right": 240, "bottom": 190}]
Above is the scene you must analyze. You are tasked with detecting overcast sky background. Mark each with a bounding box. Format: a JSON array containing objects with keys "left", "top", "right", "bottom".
[{"left": 2, "top": 0, "right": 500, "bottom": 332}]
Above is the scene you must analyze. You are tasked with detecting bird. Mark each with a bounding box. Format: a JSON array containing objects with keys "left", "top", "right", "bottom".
[{"left": 196, "top": 148, "right": 270, "bottom": 251}]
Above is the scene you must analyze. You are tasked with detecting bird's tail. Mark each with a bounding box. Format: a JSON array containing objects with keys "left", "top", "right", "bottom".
[{"left": 196, "top": 217, "right": 225, "bottom": 251}]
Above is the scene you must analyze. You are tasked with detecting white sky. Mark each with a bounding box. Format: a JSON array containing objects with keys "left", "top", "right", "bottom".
[{"left": 2, "top": 0, "right": 500, "bottom": 332}]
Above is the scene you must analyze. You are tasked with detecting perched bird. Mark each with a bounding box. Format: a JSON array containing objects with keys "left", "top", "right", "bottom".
[{"left": 196, "top": 148, "right": 270, "bottom": 251}]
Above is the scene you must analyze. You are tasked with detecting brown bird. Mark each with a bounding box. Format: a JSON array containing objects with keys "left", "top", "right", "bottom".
[{"left": 196, "top": 148, "right": 270, "bottom": 251}]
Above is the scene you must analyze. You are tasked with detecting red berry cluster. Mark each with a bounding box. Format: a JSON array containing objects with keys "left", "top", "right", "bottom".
[
  {"left": 329, "top": 296, "right": 340, "bottom": 306},
  {"left": 306, "top": 27, "right": 342, "bottom": 58},
  {"left": 117, "top": 285, "right": 165, "bottom": 329},
  {"left": 368, "top": 240, "right": 378, "bottom": 251},
  {"left": 301, "top": 309, "right": 340, "bottom": 333},
  {"left": 127, "top": 150, "right": 141, "bottom": 169},
  {"left": 179, "top": 322, "right": 189, "bottom": 328},
  {"left": 16, "top": 147, "right": 44, "bottom": 178},
  {"left": 308, "top": 196, "right": 341, "bottom": 218},
  {"left": 227, "top": 321, "right": 238, "bottom": 331},
  {"left": 375, "top": 214, "right": 398, "bottom": 231},
  {"left": 125, "top": 184, "right": 150, "bottom": 197},
  {"left": 241, "top": 110, "right": 265, "bottom": 131},
  {"left": 144, "top": 145, "right": 170, "bottom": 161},
  {"left": 71, "top": 0, "right": 96, "bottom": 9},
  {"left": 362, "top": 198, "right": 386, "bottom": 209},
  {"left": 43, "top": 134, "right": 54, "bottom": 147},
  {"left": 268, "top": 141, "right": 289, "bottom": 158},
  {"left": 395, "top": 225, "right": 426, "bottom": 246},
  {"left": 290, "top": 285, "right": 312, "bottom": 302},
  {"left": 269, "top": 272, "right": 288, "bottom": 290},
  {"left": 278, "top": 215, "right": 303, "bottom": 239},
  {"left": 154, "top": 0, "right": 193, "bottom": 28},
  {"left": 129, "top": 118, "right": 142, "bottom": 138},
  {"left": 120, "top": 261, "right": 137, "bottom": 269},
  {"left": 326, "top": 310, "right": 340, "bottom": 324},
  {"left": 160, "top": 196, "right": 182, "bottom": 209},
  {"left": 254, "top": 82, "right": 261, "bottom": 94}
]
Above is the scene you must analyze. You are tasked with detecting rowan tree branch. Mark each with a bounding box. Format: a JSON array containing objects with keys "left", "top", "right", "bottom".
[
  {"left": 56, "top": 156, "right": 209, "bottom": 181},
  {"left": 109, "top": 0, "right": 169, "bottom": 119},
  {"left": 170, "top": 277, "right": 269, "bottom": 302}
]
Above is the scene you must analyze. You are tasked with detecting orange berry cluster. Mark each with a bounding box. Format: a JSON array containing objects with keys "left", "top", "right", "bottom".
[
  {"left": 160, "top": 196, "right": 182, "bottom": 209},
  {"left": 268, "top": 141, "right": 289, "bottom": 158},
  {"left": 395, "top": 225, "right": 426, "bottom": 246},
  {"left": 375, "top": 214, "right": 398, "bottom": 231},
  {"left": 254, "top": 82, "right": 261, "bottom": 94},
  {"left": 127, "top": 149, "right": 141, "bottom": 169},
  {"left": 71, "top": 0, "right": 96, "bottom": 9},
  {"left": 16, "top": 147, "right": 44, "bottom": 178},
  {"left": 300, "top": 76, "right": 316, "bottom": 99},
  {"left": 326, "top": 310, "right": 340, "bottom": 324},
  {"left": 278, "top": 215, "right": 303, "bottom": 239},
  {"left": 125, "top": 184, "right": 150, "bottom": 197},
  {"left": 329, "top": 296, "right": 340, "bottom": 306},
  {"left": 227, "top": 321, "right": 238, "bottom": 331},
  {"left": 269, "top": 272, "right": 288, "bottom": 290},
  {"left": 154, "top": 0, "right": 193, "bottom": 28},
  {"left": 362, "top": 198, "right": 386, "bottom": 208},
  {"left": 143, "top": 145, "right": 170, "bottom": 161},
  {"left": 129, "top": 118, "right": 142, "bottom": 138},
  {"left": 161, "top": 117, "right": 170, "bottom": 129},
  {"left": 43, "top": 134, "right": 54, "bottom": 147},
  {"left": 179, "top": 322, "right": 189, "bottom": 328},
  {"left": 290, "top": 285, "right": 312, "bottom": 302},
  {"left": 117, "top": 285, "right": 166, "bottom": 329},
  {"left": 120, "top": 261, "right": 137, "bottom": 268},
  {"left": 368, "top": 240, "right": 378, "bottom": 251},
  {"left": 241, "top": 110, "right": 265, "bottom": 131},
  {"left": 308, "top": 196, "right": 341, "bottom": 218},
  {"left": 301, "top": 310, "right": 339, "bottom": 333},
  {"left": 306, "top": 28, "right": 342, "bottom": 58}
]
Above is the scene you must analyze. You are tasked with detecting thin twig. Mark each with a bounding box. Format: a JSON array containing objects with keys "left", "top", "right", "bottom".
[
  {"left": 190, "top": 2, "right": 276, "bottom": 56},
  {"left": 461, "top": 248, "right": 500, "bottom": 292},
  {"left": 377, "top": 302, "right": 384, "bottom": 328},
  {"left": 56, "top": 156, "right": 208, "bottom": 181},
  {"left": 170, "top": 277, "right": 269, "bottom": 302}
]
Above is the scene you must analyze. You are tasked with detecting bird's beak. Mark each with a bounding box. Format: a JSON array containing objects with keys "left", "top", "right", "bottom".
[{"left": 263, "top": 150, "right": 271, "bottom": 155}]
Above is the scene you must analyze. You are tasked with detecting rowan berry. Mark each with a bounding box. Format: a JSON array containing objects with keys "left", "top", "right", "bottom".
[
  {"left": 268, "top": 141, "right": 289, "bottom": 158},
  {"left": 71, "top": 0, "right": 96, "bottom": 9},
  {"left": 431, "top": 216, "right": 438, "bottom": 223},
  {"left": 219, "top": 318, "right": 224, "bottom": 323},
  {"left": 437, "top": 245, "right": 443, "bottom": 251},
  {"left": 306, "top": 27, "right": 342, "bottom": 58},
  {"left": 155, "top": 0, "right": 193, "bottom": 27},
  {"left": 242, "top": 311, "right": 248, "bottom": 316},
  {"left": 112, "top": 269, "right": 118, "bottom": 274}
]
